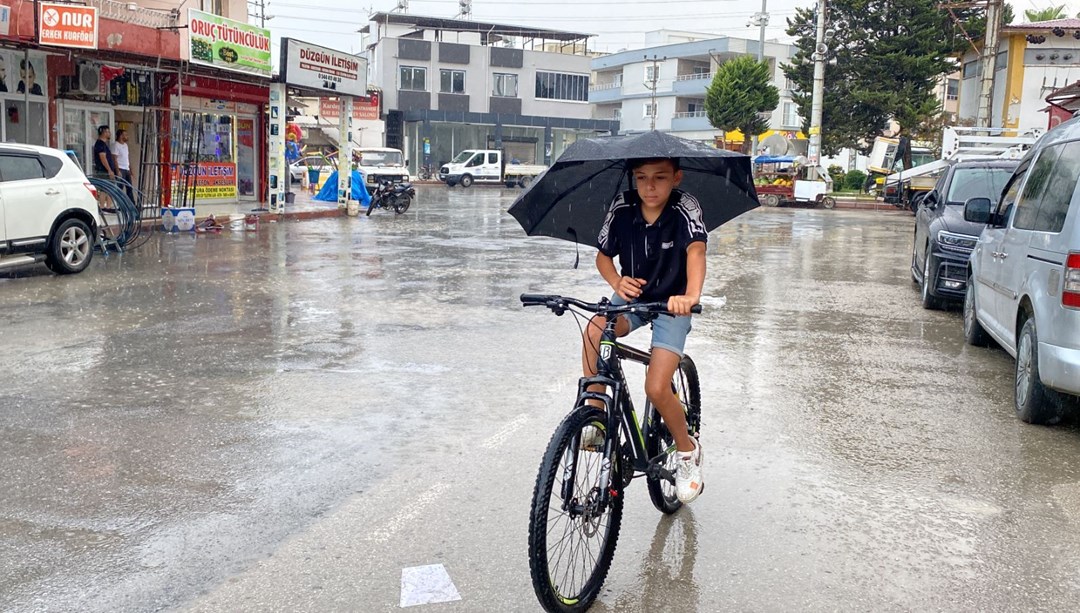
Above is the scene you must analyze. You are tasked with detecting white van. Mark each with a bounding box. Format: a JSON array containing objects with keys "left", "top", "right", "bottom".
[{"left": 963, "top": 117, "right": 1080, "bottom": 424}]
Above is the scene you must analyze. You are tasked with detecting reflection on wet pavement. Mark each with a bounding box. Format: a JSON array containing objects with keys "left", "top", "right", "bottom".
[{"left": 2, "top": 187, "right": 1080, "bottom": 611}]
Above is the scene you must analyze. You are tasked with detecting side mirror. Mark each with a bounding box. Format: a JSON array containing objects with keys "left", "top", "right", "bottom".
[
  {"left": 964, "top": 197, "right": 993, "bottom": 224},
  {"left": 405, "top": 160, "right": 410, "bottom": 167},
  {"left": 922, "top": 191, "right": 938, "bottom": 207}
]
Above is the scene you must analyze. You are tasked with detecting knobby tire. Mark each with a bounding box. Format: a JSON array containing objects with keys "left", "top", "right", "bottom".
[{"left": 528, "top": 407, "right": 624, "bottom": 612}]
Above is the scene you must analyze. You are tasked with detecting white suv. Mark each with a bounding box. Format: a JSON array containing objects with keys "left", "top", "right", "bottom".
[
  {"left": 0, "top": 144, "right": 102, "bottom": 275},
  {"left": 963, "top": 117, "right": 1080, "bottom": 424}
]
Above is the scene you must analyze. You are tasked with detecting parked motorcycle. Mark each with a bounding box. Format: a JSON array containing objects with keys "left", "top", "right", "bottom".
[{"left": 366, "top": 180, "right": 416, "bottom": 216}]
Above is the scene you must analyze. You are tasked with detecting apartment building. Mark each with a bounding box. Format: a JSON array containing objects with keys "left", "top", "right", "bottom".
[
  {"left": 956, "top": 18, "right": 1080, "bottom": 132},
  {"left": 590, "top": 34, "right": 802, "bottom": 153},
  {"left": 362, "top": 12, "right": 618, "bottom": 174}
]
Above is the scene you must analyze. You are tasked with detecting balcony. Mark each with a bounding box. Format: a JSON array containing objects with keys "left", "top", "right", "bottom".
[
  {"left": 87, "top": 0, "right": 177, "bottom": 28},
  {"left": 588, "top": 81, "right": 623, "bottom": 104},
  {"left": 671, "top": 111, "right": 711, "bottom": 132},
  {"left": 673, "top": 73, "right": 713, "bottom": 96}
]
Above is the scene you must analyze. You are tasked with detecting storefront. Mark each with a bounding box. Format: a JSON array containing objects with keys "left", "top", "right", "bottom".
[
  {"left": 0, "top": 48, "right": 49, "bottom": 147},
  {"left": 170, "top": 94, "right": 262, "bottom": 201}
]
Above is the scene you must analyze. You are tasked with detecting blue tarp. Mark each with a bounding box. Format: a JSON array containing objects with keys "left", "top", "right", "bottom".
[
  {"left": 313, "top": 170, "right": 372, "bottom": 206},
  {"left": 754, "top": 156, "right": 798, "bottom": 165}
]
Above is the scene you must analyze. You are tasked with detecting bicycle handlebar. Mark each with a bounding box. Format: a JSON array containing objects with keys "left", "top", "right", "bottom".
[{"left": 520, "top": 293, "right": 702, "bottom": 316}]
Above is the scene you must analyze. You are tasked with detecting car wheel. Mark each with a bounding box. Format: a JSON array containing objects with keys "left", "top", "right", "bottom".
[
  {"left": 963, "top": 277, "right": 990, "bottom": 347},
  {"left": 820, "top": 196, "right": 836, "bottom": 209},
  {"left": 46, "top": 218, "right": 94, "bottom": 275},
  {"left": 762, "top": 194, "right": 781, "bottom": 207},
  {"left": 920, "top": 251, "right": 944, "bottom": 310},
  {"left": 1015, "top": 316, "right": 1063, "bottom": 425},
  {"left": 460, "top": 174, "right": 474, "bottom": 188}
]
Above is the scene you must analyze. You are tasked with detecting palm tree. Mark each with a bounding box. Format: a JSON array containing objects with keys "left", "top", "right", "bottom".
[{"left": 1024, "top": 5, "right": 1066, "bottom": 22}]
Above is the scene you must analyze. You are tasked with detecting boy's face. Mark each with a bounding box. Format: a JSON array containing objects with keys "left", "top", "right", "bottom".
[{"left": 633, "top": 160, "right": 682, "bottom": 210}]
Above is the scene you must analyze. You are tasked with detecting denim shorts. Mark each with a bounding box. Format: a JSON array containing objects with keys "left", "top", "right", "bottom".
[{"left": 610, "top": 294, "right": 692, "bottom": 357}]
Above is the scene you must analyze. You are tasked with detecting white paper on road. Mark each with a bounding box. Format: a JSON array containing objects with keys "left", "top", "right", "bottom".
[{"left": 400, "top": 564, "right": 462, "bottom": 607}]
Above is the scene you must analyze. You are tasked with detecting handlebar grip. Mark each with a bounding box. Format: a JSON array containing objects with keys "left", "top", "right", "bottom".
[
  {"left": 521, "top": 293, "right": 556, "bottom": 306},
  {"left": 691, "top": 305, "right": 703, "bottom": 314}
]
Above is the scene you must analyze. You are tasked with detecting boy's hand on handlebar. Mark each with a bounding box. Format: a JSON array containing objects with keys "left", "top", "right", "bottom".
[
  {"left": 615, "top": 276, "right": 647, "bottom": 301},
  {"left": 668, "top": 294, "right": 700, "bottom": 316}
]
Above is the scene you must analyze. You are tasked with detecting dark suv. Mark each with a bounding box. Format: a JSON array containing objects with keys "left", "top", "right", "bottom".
[{"left": 911, "top": 159, "right": 1018, "bottom": 309}]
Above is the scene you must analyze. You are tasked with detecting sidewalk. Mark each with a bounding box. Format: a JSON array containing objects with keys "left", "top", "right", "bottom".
[{"left": 192, "top": 190, "right": 346, "bottom": 225}]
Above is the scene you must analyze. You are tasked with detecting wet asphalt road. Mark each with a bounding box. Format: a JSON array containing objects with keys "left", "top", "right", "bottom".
[{"left": 3, "top": 187, "right": 1080, "bottom": 612}]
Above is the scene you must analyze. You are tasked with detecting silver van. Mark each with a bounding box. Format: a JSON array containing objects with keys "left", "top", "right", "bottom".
[{"left": 963, "top": 117, "right": 1080, "bottom": 424}]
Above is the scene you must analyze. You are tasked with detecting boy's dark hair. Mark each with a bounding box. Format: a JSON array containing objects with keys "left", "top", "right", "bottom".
[
  {"left": 629, "top": 157, "right": 680, "bottom": 172},
  {"left": 115, "top": 128, "right": 126, "bottom": 138},
  {"left": 97, "top": 125, "right": 110, "bottom": 136}
]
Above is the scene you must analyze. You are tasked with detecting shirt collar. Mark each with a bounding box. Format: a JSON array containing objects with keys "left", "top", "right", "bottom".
[{"left": 631, "top": 189, "right": 682, "bottom": 227}]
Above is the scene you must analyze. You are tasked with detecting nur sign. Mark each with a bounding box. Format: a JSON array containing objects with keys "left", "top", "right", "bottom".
[{"left": 38, "top": 3, "right": 98, "bottom": 50}]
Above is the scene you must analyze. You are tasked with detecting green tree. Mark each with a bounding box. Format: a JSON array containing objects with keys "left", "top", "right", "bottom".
[
  {"left": 1025, "top": 5, "right": 1065, "bottom": 21},
  {"left": 783, "top": 0, "right": 960, "bottom": 163},
  {"left": 704, "top": 56, "right": 780, "bottom": 153}
]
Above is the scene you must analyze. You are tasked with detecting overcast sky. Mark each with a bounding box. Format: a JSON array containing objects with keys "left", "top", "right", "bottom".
[{"left": 263, "top": 0, "right": 1080, "bottom": 60}]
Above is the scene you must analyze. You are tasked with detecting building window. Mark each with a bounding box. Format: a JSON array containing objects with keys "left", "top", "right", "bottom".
[
  {"left": 996, "top": 50, "right": 1008, "bottom": 72},
  {"left": 783, "top": 102, "right": 800, "bottom": 127},
  {"left": 962, "top": 60, "right": 979, "bottom": 79},
  {"left": 946, "top": 78, "right": 959, "bottom": 101},
  {"left": 200, "top": 0, "right": 223, "bottom": 14},
  {"left": 613, "top": 108, "right": 622, "bottom": 121},
  {"left": 400, "top": 66, "right": 427, "bottom": 91},
  {"left": 440, "top": 69, "right": 465, "bottom": 94},
  {"left": 493, "top": 73, "right": 518, "bottom": 97},
  {"left": 535, "top": 71, "right": 589, "bottom": 102},
  {"left": 644, "top": 102, "right": 657, "bottom": 118},
  {"left": 646, "top": 65, "right": 658, "bottom": 82}
]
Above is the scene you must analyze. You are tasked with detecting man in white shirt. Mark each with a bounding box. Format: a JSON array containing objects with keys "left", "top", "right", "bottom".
[{"left": 111, "top": 128, "right": 135, "bottom": 203}]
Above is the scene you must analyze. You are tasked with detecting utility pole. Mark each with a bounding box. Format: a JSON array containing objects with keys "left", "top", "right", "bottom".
[
  {"left": 807, "top": 0, "right": 827, "bottom": 179},
  {"left": 645, "top": 55, "right": 663, "bottom": 131},
  {"left": 749, "top": 0, "right": 770, "bottom": 155},
  {"left": 976, "top": 0, "right": 1003, "bottom": 128}
]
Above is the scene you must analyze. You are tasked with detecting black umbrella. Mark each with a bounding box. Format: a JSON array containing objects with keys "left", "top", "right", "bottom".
[{"left": 508, "top": 131, "right": 759, "bottom": 248}]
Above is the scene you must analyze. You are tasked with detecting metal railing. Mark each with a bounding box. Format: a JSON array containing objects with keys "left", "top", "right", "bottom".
[
  {"left": 673, "top": 111, "right": 707, "bottom": 119},
  {"left": 589, "top": 82, "right": 622, "bottom": 92},
  {"left": 675, "top": 72, "right": 713, "bottom": 82},
  {"left": 87, "top": 0, "right": 177, "bottom": 29}
]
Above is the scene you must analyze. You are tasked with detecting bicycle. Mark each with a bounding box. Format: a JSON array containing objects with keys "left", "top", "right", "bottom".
[
  {"left": 520, "top": 293, "right": 702, "bottom": 613},
  {"left": 417, "top": 163, "right": 434, "bottom": 181}
]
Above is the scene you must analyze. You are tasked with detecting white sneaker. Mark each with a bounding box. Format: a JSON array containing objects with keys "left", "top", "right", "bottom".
[
  {"left": 675, "top": 438, "right": 704, "bottom": 503},
  {"left": 580, "top": 425, "right": 605, "bottom": 451}
]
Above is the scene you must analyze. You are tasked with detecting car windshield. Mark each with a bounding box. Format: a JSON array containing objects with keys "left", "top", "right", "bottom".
[
  {"left": 946, "top": 167, "right": 1014, "bottom": 204},
  {"left": 359, "top": 151, "right": 403, "bottom": 167},
  {"left": 451, "top": 151, "right": 476, "bottom": 164}
]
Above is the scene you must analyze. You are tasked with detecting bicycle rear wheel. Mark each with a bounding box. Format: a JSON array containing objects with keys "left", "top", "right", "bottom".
[
  {"left": 528, "top": 406, "right": 624, "bottom": 612},
  {"left": 645, "top": 354, "right": 702, "bottom": 514}
]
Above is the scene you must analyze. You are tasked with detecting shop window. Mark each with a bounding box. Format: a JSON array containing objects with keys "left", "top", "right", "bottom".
[
  {"left": 400, "top": 66, "right": 427, "bottom": 91},
  {"left": 440, "top": 69, "right": 466, "bottom": 95},
  {"left": 493, "top": 73, "right": 518, "bottom": 97}
]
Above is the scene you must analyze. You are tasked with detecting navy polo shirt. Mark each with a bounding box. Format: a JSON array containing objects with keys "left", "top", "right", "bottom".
[{"left": 597, "top": 189, "right": 708, "bottom": 303}]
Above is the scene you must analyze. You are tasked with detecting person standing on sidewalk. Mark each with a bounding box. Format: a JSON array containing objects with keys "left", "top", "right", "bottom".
[{"left": 111, "top": 128, "right": 136, "bottom": 203}]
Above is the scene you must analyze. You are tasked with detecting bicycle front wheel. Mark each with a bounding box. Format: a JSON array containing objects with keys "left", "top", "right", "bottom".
[
  {"left": 645, "top": 354, "right": 702, "bottom": 514},
  {"left": 528, "top": 406, "right": 624, "bottom": 612}
]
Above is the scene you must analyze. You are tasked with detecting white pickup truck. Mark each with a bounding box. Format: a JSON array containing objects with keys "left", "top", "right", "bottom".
[
  {"left": 439, "top": 149, "right": 547, "bottom": 188},
  {"left": 357, "top": 147, "right": 411, "bottom": 193}
]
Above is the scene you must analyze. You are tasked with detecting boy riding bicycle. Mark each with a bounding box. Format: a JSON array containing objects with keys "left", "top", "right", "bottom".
[{"left": 582, "top": 157, "right": 707, "bottom": 504}]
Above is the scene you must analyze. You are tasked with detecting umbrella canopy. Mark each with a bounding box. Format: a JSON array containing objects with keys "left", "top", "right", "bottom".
[{"left": 508, "top": 131, "right": 759, "bottom": 247}]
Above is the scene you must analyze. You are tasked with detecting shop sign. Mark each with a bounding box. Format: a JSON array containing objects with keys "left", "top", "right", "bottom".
[
  {"left": 187, "top": 9, "right": 270, "bottom": 78},
  {"left": 281, "top": 38, "right": 367, "bottom": 98},
  {"left": 38, "top": 3, "right": 98, "bottom": 50},
  {"left": 174, "top": 162, "right": 238, "bottom": 200},
  {"left": 319, "top": 94, "right": 380, "bottom": 121}
]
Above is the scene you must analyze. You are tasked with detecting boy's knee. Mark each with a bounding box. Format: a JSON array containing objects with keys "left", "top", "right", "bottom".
[{"left": 644, "top": 378, "right": 670, "bottom": 402}]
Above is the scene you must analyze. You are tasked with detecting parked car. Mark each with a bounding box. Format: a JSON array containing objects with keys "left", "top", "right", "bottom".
[
  {"left": 911, "top": 159, "right": 1017, "bottom": 309},
  {"left": 289, "top": 155, "right": 331, "bottom": 183},
  {"left": 963, "top": 117, "right": 1080, "bottom": 424},
  {"left": 0, "top": 144, "right": 103, "bottom": 275}
]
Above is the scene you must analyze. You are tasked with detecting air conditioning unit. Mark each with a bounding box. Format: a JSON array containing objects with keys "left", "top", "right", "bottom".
[{"left": 78, "top": 63, "right": 102, "bottom": 96}]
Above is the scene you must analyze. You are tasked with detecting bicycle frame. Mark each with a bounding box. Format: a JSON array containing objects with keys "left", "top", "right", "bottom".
[{"left": 564, "top": 314, "right": 673, "bottom": 514}]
